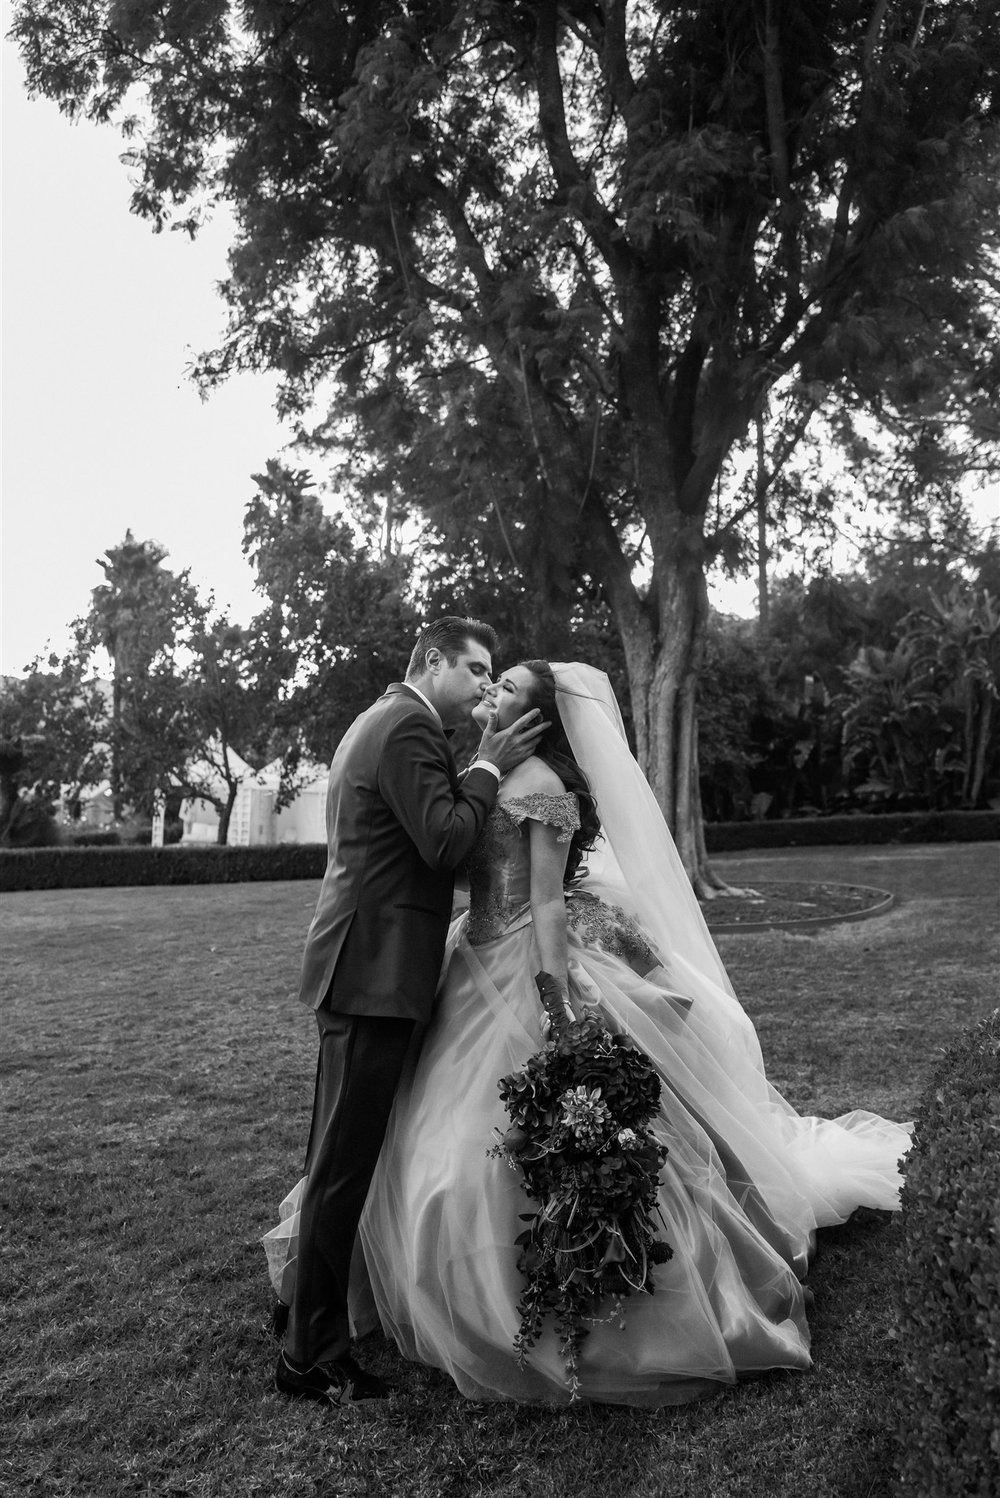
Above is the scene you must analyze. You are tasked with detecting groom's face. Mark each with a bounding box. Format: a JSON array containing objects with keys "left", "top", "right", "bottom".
[{"left": 428, "top": 639, "right": 494, "bottom": 728}]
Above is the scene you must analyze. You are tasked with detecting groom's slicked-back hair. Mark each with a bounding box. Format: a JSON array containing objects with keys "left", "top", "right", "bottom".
[{"left": 406, "top": 617, "right": 499, "bottom": 678}]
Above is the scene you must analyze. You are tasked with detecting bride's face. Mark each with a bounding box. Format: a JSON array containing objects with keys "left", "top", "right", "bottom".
[{"left": 471, "top": 665, "right": 539, "bottom": 731}]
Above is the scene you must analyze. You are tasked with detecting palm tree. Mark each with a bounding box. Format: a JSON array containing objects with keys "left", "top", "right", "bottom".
[{"left": 89, "top": 532, "right": 193, "bottom": 819}]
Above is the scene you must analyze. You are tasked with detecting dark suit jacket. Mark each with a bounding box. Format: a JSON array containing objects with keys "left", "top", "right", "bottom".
[{"left": 297, "top": 683, "right": 498, "bottom": 1020}]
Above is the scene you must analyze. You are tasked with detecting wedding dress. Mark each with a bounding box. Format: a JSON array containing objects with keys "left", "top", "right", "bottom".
[{"left": 263, "top": 665, "right": 910, "bottom": 1406}]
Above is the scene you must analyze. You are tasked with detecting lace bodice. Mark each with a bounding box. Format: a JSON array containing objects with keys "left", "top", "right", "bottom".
[{"left": 465, "top": 792, "right": 579, "bottom": 946}]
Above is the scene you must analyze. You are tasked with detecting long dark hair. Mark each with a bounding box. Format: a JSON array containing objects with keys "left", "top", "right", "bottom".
[{"left": 517, "top": 660, "right": 600, "bottom": 886}]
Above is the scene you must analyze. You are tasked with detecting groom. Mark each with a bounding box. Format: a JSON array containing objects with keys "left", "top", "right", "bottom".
[{"left": 275, "top": 616, "right": 545, "bottom": 1404}]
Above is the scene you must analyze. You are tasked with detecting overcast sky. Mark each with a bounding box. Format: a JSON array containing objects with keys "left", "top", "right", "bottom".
[
  {"left": 3, "top": 29, "right": 995, "bottom": 681},
  {"left": 1, "top": 31, "right": 289, "bottom": 677}
]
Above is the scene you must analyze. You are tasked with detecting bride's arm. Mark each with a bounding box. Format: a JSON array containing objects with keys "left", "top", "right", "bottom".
[{"left": 527, "top": 819, "right": 572, "bottom": 982}]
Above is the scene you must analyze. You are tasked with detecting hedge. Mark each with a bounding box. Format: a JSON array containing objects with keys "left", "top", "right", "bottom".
[
  {"left": 1, "top": 810, "right": 997, "bottom": 891},
  {"left": 0, "top": 843, "right": 328, "bottom": 892},
  {"left": 705, "top": 809, "right": 1000, "bottom": 852},
  {"left": 893, "top": 1010, "right": 1000, "bottom": 1497}
]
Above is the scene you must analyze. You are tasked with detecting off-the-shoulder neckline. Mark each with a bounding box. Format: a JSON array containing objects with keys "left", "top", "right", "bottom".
[{"left": 498, "top": 789, "right": 577, "bottom": 806}]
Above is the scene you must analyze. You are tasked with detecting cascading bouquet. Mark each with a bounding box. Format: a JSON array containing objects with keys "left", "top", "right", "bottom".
[{"left": 489, "top": 972, "right": 673, "bottom": 1398}]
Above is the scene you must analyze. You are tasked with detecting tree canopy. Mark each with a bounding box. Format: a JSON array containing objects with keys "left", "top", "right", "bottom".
[
  {"left": 14, "top": 0, "right": 1000, "bottom": 882},
  {"left": 241, "top": 459, "right": 422, "bottom": 761}
]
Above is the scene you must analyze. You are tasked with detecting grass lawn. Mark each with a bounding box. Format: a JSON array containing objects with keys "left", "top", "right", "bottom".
[{"left": 2, "top": 842, "right": 997, "bottom": 1498}]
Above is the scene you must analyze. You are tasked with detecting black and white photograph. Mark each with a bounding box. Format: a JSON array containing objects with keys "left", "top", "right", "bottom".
[{"left": 2, "top": 4, "right": 998, "bottom": 1496}]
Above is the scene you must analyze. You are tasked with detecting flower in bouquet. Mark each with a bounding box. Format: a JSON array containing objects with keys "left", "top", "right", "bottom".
[
  {"left": 559, "top": 1086, "right": 612, "bottom": 1147},
  {"left": 489, "top": 988, "right": 672, "bottom": 1398}
]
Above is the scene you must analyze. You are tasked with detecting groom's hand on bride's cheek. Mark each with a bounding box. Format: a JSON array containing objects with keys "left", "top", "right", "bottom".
[
  {"left": 481, "top": 710, "right": 549, "bottom": 774},
  {"left": 511, "top": 708, "right": 548, "bottom": 745}
]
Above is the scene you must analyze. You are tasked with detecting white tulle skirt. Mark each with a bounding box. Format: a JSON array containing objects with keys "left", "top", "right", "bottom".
[{"left": 263, "top": 912, "right": 911, "bottom": 1407}]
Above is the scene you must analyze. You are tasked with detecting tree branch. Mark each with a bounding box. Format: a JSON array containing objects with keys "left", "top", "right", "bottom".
[
  {"left": 517, "top": 343, "right": 554, "bottom": 494},
  {"left": 826, "top": 0, "right": 889, "bottom": 277},
  {"left": 488, "top": 483, "right": 523, "bottom": 575},
  {"left": 578, "top": 405, "right": 602, "bottom": 512},
  {"left": 709, "top": 398, "right": 820, "bottom": 544},
  {"left": 760, "top": 0, "right": 790, "bottom": 205},
  {"left": 600, "top": 0, "right": 634, "bottom": 117},
  {"left": 576, "top": 487, "right": 649, "bottom": 642},
  {"left": 532, "top": 0, "right": 633, "bottom": 288}
]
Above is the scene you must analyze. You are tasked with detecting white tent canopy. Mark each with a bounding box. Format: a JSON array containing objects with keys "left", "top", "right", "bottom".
[
  {"left": 176, "top": 742, "right": 254, "bottom": 801},
  {"left": 178, "top": 745, "right": 328, "bottom": 846}
]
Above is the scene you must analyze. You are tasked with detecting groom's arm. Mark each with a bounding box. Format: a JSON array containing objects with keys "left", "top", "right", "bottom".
[{"left": 377, "top": 712, "right": 498, "bottom": 871}]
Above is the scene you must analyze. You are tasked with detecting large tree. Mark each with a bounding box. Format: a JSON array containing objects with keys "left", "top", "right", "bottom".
[{"left": 16, "top": 0, "right": 1000, "bottom": 886}]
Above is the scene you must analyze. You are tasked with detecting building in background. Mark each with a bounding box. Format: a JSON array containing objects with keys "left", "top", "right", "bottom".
[{"left": 179, "top": 751, "right": 327, "bottom": 846}]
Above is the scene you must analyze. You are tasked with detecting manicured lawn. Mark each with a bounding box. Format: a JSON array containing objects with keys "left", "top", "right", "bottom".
[{"left": 1, "top": 843, "right": 996, "bottom": 1498}]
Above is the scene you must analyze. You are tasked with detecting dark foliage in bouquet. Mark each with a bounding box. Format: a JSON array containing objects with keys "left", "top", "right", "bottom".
[{"left": 489, "top": 977, "right": 672, "bottom": 1397}]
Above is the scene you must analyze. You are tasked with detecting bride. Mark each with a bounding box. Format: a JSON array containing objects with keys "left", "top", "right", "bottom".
[{"left": 264, "top": 660, "right": 910, "bottom": 1407}]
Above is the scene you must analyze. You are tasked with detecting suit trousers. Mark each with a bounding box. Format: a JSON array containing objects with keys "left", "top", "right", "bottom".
[{"left": 285, "top": 1005, "right": 415, "bottom": 1368}]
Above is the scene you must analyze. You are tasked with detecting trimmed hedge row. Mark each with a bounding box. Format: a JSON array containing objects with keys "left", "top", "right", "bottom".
[
  {"left": 705, "top": 809, "right": 1000, "bottom": 852},
  {"left": 1, "top": 810, "right": 996, "bottom": 891},
  {"left": 893, "top": 1010, "right": 1000, "bottom": 1497},
  {"left": 0, "top": 843, "right": 328, "bottom": 892}
]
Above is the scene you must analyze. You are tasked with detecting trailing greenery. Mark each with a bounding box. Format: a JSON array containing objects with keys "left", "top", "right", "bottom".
[
  {"left": 0, "top": 843, "right": 327, "bottom": 892},
  {"left": 893, "top": 1011, "right": 1000, "bottom": 1498},
  {"left": 490, "top": 1006, "right": 671, "bottom": 1397}
]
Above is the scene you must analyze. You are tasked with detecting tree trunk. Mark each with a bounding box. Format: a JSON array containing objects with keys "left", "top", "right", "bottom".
[
  {"left": 969, "top": 691, "right": 992, "bottom": 807},
  {"left": 608, "top": 510, "right": 732, "bottom": 895},
  {"left": 577, "top": 404, "right": 744, "bottom": 895},
  {"left": 217, "top": 783, "right": 238, "bottom": 846},
  {"left": 961, "top": 683, "right": 976, "bottom": 803},
  {"left": 0, "top": 743, "right": 25, "bottom": 845},
  {"left": 756, "top": 414, "right": 770, "bottom": 637},
  {"left": 111, "top": 673, "right": 124, "bottom": 821}
]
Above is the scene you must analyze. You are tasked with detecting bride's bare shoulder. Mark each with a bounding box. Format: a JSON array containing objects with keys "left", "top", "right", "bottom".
[{"left": 501, "top": 758, "right": 566, "bottom": 797}]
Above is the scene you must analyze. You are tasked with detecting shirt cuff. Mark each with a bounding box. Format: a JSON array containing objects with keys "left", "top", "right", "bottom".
[{"left": 468, "top": 759, "right": 502, "bottom": 783}]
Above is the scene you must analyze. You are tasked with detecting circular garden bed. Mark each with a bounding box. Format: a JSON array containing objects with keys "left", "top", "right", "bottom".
[{"left": 701, "top": 880, "right": 894, "bottom": 933}]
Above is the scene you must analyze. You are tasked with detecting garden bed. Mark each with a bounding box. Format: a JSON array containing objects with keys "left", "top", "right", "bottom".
[{"left": 702, "top": 880, "right": 893, "bottom": 932}]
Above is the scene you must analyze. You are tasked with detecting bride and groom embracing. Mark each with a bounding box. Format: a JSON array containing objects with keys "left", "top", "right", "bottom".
[{"left": 264, "top": 615, "right": 910, "bottom": 1408}]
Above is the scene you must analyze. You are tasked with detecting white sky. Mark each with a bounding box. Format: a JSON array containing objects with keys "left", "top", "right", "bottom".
[
  {"left": 1, "top": 31, "right": 287, "bottom": 677},
  {"left": 2, "top": 29, "right": 995, "bottom": 679}
]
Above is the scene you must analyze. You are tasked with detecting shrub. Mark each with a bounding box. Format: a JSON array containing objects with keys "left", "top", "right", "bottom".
[
  {"left": 0, "top": 843, "right": 328, "bottom": 892},
  {"left": 893, "top": 1010, "right": 1000, "bottom": 1497},
  {"left": 0, "top": 792, "right": 61, "bottom": 848},
  {"left": 705, "top": 810, "right": 1000, "bottom": 852}
]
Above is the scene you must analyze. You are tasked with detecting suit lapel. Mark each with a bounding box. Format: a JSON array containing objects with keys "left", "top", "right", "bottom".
[{"left": 384, "top": 682, "right": 459, "bottom": 784}]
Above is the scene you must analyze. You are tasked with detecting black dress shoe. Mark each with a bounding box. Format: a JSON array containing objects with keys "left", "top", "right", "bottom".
[{"left": 275, "top": 1351, "right": 392, "bottom": 1404}]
